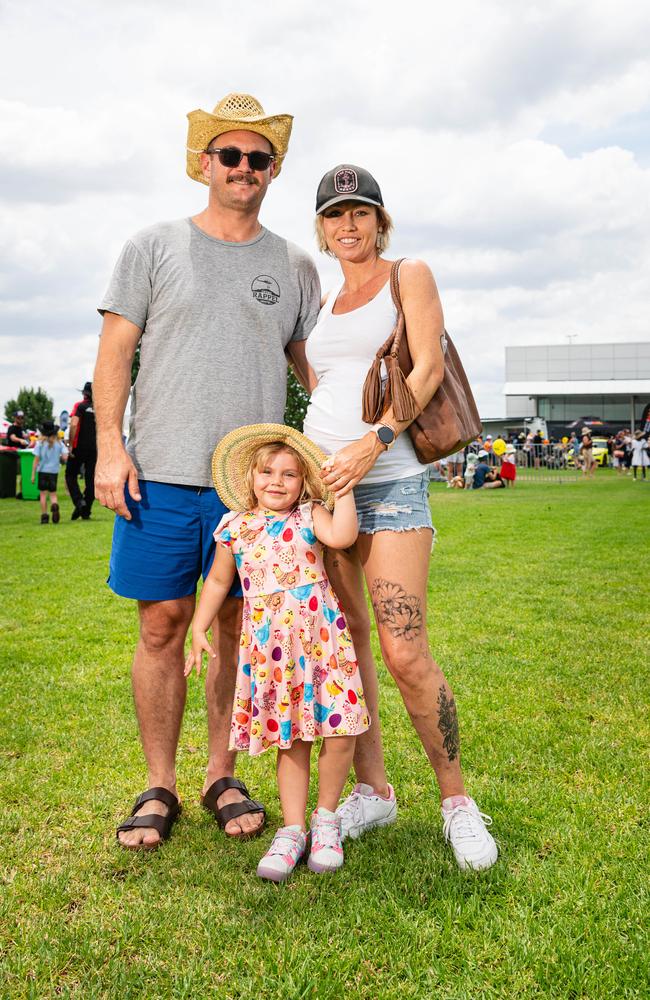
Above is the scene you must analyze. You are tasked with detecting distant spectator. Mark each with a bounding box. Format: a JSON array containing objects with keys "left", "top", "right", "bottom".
[
  {"left": 631, "top": 431, "right": 649, "bottom": 481},
  {"left": 641, "top": 403, "right": 650, "bottom": 439},
  {"left": 66, "top": 381, "right": 97, "bottom": 520},
  {"left": 532, "top": 431, "right": 543, "bottom": 469},
  {"left": 622, "top": 430, "right": 633, "bottom": 472},
  {"left": 523, "top": 432, "right": 534, "bottom": 467},
  {"left": 484, "top": 435, "right": 494, "bottom": 465},
  {"left": 500, "top": 444, "right": 517, "bottom": 487},
  {"left": 446, "top": 447, "right": 464, "bottom": 483},
  {"left": 580, "top": 430, "right": 596, "bottom": 479},
  {"left": 458, "top": 452, "right": 477, "bottom": 488},
  {"left": 568, "top": 432, "right": 580, "bottom": 469},
  {"left": 472, "top": 451, "right": 505, "bottom": 489},
  {"left": 6, "top": 411, "right": 29, "bottom": 449},
  {"left": 32, "top": 421, "right": 67, "bottom": 524},
  {"left": 612, "top": 432, "right": 626, "bottom": 476}
]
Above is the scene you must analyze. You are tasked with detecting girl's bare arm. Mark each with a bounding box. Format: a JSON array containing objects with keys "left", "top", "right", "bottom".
[
  {"left": 312, "top": 493, "right": 358, "bottom": 549},
  {"left": 184, "top": 544, "right": 237, "bottom": 676}
]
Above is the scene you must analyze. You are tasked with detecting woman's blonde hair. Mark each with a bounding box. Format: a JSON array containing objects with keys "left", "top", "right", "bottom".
[
  {"left": 245, "top": 442, "right": 323, "bottom": 510},
  {"left": 315, "top": 204, "right": 394, "bottom": 257}
]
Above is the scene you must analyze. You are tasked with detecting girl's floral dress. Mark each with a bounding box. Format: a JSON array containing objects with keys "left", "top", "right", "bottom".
[{"left": 215, "top": 502, "right": 370, "bottom": 756}]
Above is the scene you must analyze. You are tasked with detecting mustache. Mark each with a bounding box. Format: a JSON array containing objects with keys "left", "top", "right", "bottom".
[{"left": 226, "top": 173, "right": 259, "bottom": 186}]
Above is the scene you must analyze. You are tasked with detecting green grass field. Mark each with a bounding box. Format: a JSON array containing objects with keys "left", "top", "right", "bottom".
[{"left": 1, "top": 474, "right": 648, "bottom": 999}]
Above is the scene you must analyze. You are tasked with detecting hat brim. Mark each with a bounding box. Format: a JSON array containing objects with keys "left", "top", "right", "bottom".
[
  {"left": 186, "top": 109, "right": 293, "bottom": 184},
  {"left": 316, "top": 194, "right": 384, "bottom": 215},
  {"left": 212, "top": 423, "right": 335, "bottom": 513}
]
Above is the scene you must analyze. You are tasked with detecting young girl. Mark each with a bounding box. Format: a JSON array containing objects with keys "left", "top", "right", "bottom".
[
  {"left": 31, "top": 421, "right": 67, "bottom": 524},
  {"left": 499, "top": 444, "right": 517, "bottom": 486},
  {"left": 185, "top": 424, "right": 370, "bottom": 883}
]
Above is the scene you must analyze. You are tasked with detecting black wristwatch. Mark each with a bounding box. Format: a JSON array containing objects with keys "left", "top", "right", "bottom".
[{"left": 372, "top": 423, "right": 396, "bottom": 450}]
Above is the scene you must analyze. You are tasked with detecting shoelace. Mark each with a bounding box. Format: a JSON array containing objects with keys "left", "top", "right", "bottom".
[
  {"left": 442, "top": 805, "right": 493, "bottom": 844},
  {"left": 336, "top": 792, "right": 362, "bottom": 824},
  {"left": 312, "top": 816, "right": 341, "bottom": 849},
  {"left": 267, "top": 829, "right": 303, "bottom": 857}
]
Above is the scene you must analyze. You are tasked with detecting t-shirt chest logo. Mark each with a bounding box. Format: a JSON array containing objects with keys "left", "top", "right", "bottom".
[
  {"left": 335, "top": 168, "right": 357, "bottom": 194},
  {"left": 251, "top": 275, "right": 280, "bottom": 306}
]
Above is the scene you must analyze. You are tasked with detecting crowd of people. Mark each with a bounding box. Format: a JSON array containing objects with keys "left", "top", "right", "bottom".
[
  {"left": 2, "top": 381, "right": 97, "bottom": 520},
  {"left": 430, "top": 426, "right": 649, "bottom": 487}
]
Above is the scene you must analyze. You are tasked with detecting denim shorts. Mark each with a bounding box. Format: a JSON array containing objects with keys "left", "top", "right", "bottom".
[
  {"left": 108, "top": 480, "right": 242, "bottom": 602},
  {"left": 353, "top": 471, "right": 434, "bottom": 535}
]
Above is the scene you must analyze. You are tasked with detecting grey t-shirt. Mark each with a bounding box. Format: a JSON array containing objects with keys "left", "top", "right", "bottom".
[{"left": 99, "top": 218, "right": 320, "bottom": 487}]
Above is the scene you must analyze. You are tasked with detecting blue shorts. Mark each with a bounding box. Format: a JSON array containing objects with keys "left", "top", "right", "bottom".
[
  {"left": 353, "top": 471, "right": 434, "bottom": 535},
  {"left": 108, "top": 480, "right": 242, "bottom": 602}
]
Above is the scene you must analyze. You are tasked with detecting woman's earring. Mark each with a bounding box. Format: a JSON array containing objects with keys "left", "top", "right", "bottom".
[{"left": 376, "top": 230, "right": 385, "bottom": 251}]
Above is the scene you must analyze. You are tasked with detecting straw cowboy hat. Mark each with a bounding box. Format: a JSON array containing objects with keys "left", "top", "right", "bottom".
[
  {"left": 212, "top": 423, "right": 335, "bottom": 512},
  {"left": 186, "top": 93, "right": 293, "bottom": 184}
]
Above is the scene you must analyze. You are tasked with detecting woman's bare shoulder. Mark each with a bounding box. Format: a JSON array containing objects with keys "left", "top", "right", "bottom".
[{"left": 397, "top": 258, "right": 438, "bottom": 297}]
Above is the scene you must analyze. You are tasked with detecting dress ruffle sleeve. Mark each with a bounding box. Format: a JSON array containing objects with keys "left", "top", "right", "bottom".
[{"left": 213, "top": 510, "right": 241, "bottom": 546}]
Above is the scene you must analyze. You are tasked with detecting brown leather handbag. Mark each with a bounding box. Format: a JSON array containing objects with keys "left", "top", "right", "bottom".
[{"left": 361, "top": 258, "right": 482, "bottom": 462}]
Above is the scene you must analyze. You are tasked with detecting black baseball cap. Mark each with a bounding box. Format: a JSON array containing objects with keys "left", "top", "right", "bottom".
[{"left": 316, "top": 164, "right": 384, "bottom": 215}]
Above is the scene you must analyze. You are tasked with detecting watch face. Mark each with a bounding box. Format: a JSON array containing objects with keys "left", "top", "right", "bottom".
[{"left": 377, "top": 425, "right": 395, "bottom": 445}]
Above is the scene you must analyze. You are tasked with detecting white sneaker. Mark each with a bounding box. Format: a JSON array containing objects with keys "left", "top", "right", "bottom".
[
  {"left": 335, "top": 782, "right": 397, "bottom": 841},
  {"left": 307, "top": 808, "right": 344, "bottom": 873},
  {"left": 441, "top": 797, "right": 498, "bottom": 871},
  {"left": 256, "top": 826, "right": 307, "bottom": 882}
]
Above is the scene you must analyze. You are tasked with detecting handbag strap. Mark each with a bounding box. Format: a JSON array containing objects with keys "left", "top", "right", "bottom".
[{"left": 372, "top": 258, "right": 406, "bottom": 361}]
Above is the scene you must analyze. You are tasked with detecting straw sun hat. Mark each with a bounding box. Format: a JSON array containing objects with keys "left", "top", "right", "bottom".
[
  {"left": 186, "top": 93, "right": 293, "bottom": 184},
  {"left": 212, "top": 423, "right": 335, "bottom": 512}
]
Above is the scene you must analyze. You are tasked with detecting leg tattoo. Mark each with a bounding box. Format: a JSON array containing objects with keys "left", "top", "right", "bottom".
[
  {"left": 437, "top": 686, "right": 460, "bottom": 762},
  {"left": 371, "top": 579, "right": 423, "bottom": 641}
]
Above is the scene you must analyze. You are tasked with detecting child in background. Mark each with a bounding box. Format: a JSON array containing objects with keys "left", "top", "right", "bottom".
[
  {"left": 31, "top": 420, "right": 67, "bottom": 524},
  {"left": 185, "top": 424, "right": 370, "bottom": 883},
  {"left": 500, "top": 444, "right": 517, "bottom": 486}
]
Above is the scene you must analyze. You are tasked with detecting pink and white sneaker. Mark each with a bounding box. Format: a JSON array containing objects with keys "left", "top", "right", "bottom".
[
  {"left": 307, "top": 807, "right": 344, "bottom": 874},
  {"left": 256, "top": 826, "right": 307, "bottom": 882}
]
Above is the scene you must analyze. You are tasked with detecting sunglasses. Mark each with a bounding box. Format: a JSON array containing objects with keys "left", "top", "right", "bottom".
[{"left": 205, "top": 146, "right": 275, "bottom": 171}]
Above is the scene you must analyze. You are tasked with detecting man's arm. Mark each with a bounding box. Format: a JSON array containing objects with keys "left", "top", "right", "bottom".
[
  {"left": 93, "top": 312, "right": 142, "bottom": 520},
  {"left": 67, "top": 414, "right": 79, "bottom": 454},
  {"left": 286, "top": 340, "right": 318, "bottom": 393}
]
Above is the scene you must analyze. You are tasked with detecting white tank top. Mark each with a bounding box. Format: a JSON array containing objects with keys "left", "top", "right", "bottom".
[{"left": 303, "top": 279, "right": 423, "bottom": 485}]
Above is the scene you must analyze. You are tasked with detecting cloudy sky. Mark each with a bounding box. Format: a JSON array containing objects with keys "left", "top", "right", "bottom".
[{"left": 1, "top": 0, "right": 649, "bottom": 420}]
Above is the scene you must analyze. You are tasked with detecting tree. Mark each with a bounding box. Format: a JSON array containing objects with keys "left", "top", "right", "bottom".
[
  {"left": 131, "top": 344, "right": 141, "bottom": 385},
  {"left": 4, "top": 387, "right": 54, "bottom": 430},
  {"left": 283, "top": 368, "right": 309, "bottom": 432}
]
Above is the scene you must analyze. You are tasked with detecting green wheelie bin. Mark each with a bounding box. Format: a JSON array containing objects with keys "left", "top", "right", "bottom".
[{"left": 18, "top": 449, "right": 40, "bottom": 500}]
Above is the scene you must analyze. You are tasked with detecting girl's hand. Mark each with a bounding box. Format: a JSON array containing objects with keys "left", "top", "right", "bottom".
[{"left": 184, "top": 632, "right": 216, "bottom": 677}]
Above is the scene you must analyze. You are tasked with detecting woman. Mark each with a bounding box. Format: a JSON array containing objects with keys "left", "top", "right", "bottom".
[
  {"left": 580, "top": 430, "right": 596, "bottom": 478},
  {"left": 297, "top": 164, "right": 497, "bottom": 871}
]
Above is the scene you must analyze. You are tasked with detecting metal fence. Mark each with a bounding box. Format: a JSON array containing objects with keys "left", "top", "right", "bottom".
[{"left": 434, "top": 444, "right": 583, "bottom": 484}]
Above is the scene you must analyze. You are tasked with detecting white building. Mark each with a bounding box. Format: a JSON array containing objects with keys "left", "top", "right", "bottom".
[{"left": 502, "top": 342, "right": 650, "bottom": 429}]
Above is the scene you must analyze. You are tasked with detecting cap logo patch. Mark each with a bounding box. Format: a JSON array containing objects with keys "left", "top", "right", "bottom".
[{"left": 334, "top": 168, "right": 358, "bottom": 194}]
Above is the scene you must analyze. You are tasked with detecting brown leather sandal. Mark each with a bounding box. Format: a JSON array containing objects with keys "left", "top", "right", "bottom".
[
  {"left": 116, "top": 787, "right": 182, "bottom": 850},
  {"left": 201, "top": 777, "right": 266, "bottom": 839}
]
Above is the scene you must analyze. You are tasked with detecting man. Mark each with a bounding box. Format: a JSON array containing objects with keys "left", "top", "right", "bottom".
[
  {"left": 6, "top": 411, "right": 29, "bottom": 448},
  {"left": 93, "top": 93, "right": 320, "bottom": 849},
  {"left": 472, "top": 451, "right": 504, "bottom": 489},
  {"left": 65, "top": 381, "right": 97, "bottom": 520}
]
